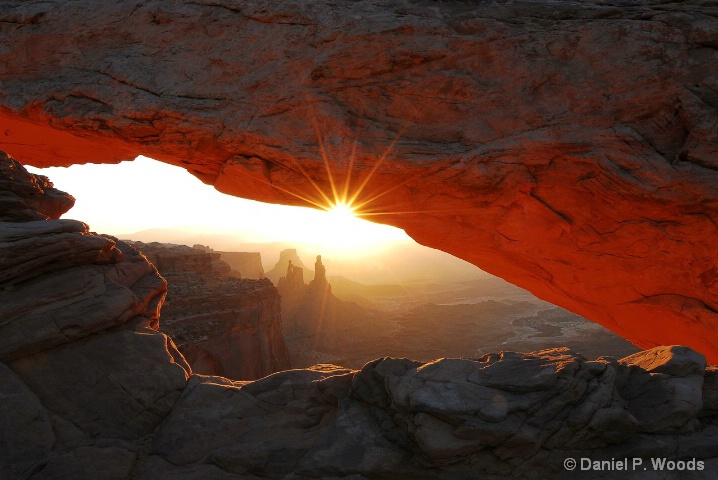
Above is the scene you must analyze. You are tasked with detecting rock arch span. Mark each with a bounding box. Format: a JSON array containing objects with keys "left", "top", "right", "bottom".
[{"left": 1, "top": 0, "right": 717, "bottom": 360}]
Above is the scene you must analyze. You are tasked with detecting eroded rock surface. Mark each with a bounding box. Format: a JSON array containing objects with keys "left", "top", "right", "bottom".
[
  {"left": 0, "top": 153, "right": 190, "bottom": 479},
  {"left": 1, "top": 152, "right": 718, "bottom": 479},
  {"left": 130, "top": 241, "right": 291, "bottom": 380},
  {"left": 0, "top": 151, "right": 74, "bottom": 221},
  {"left": 139, "top": 347, "right": 718, "bottom": 480},
  {"left": 0, "top": 206, "right": 167, "bottom": 361},
  {"left": 1, "top": 0, "right": 717, "bottom": 360}
]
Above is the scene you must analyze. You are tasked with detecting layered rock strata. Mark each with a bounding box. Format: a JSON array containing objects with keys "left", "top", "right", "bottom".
[
  {"left": 0, "top": 153, "right": 190, "bottom": 479},
  {"left": 0, "top": 152, "right": 75, "bottom": 221},
  {"left": 1, "top": 152, "right": 717, "bottom": 479},
  {"left": 1, "top": 0, "right": 717, "bottom": 360},
  {"left": 129, "top": 241, "right": 290, "bottom": 380}
]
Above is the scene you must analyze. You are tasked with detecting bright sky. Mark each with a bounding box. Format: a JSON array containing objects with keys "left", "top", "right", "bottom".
[{"left": 26, "top": 156, "right": 412, "bottom": 254}]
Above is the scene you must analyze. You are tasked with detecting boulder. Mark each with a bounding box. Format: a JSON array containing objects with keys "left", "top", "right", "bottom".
[
  {"left": 10, "top": 328, "right": 189, "bottom": 441},
  {"left": 618, "top": 346, "right": 707, "bottom": 433}
]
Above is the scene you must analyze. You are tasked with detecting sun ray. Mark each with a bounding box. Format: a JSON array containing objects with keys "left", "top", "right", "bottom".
[
  {"left": 346, "top": 128, "right": 406, "bottom": 208},
  {"left": 327, "top": 202, "right": 356, "bottom": 217},
  {"left": 270, "top": 183, "right": 331, "bottom": 211},
  {"left": 340, "top": 137, "right": 359, "bottom": 207},
  {"left": 358, "top": 208, "right": 466, "bottom": 217},
  {"left": 254, "top": 110, "right": 459, "bottom": 235},
  {"left": 282, "top": 155, "right": 335, "bottom": 207},
  {"left": 351, "top": 161, "right": 451, "bottom": 213},
  {"left": 312, "top": 115, "right": 341, "bottom": 209},
  {"left": 237, "top": 162, "right": 331, "bottom": 211}
]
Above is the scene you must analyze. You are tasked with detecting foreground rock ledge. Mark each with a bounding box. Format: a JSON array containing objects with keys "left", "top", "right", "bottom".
[
  {"left": 1, "top": 154, "right": 717, "bottom": 479},
  {"left": 1, "top": 0, "right": 717, "bottom": 360}
]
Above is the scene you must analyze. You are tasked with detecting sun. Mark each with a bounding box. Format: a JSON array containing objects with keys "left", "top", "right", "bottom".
[
  {"left": 299, "top": 200, "right": 407, "bottom": 254},
  {"left": 327, "top": 202, "right": 356, "bottom": 219}
]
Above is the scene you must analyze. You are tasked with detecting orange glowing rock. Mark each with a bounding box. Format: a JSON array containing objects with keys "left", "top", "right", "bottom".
[{"left": 1, "top": 0, "right": 717, "bottom": 361}]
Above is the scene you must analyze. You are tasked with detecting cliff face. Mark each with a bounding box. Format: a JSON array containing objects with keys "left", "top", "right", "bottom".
[
  {"left": 0, "top": 0, "right": 716, "bottom": 360},
  {"left": 217, "top": 251, "right": 265, "bottom": 279},
  {"left": 1, "top": 151, "right": 717, "bottom": 479},
  {"left": 138, "top": 242, "right": 224, "bottom": 276},
  {"left": 130, "top": 242, "right": 290, "bottom": 380},
  {"left": 0, "top": 153, "right": 190, "bottom": 478}
]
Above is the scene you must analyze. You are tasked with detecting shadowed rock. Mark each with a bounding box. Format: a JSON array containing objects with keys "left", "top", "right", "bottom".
[
  {"left": 141, "top": 347, "right": 716, "bottom": 479},
  {"left": 0, "top": 160, "right": 167, "bottom": 361},
  {"left": 129, "top": 241, "right": 291, "bottom": 380},
  {"left": 0, "top": 151, "right": 74, "bottom": 221},
  {"left": 0, "top": 153, "right": 190, "bottom": 479}
]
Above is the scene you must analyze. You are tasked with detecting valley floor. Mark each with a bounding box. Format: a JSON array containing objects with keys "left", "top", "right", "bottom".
[{"left": 286, "top": 276, "right": 638, "bottom": 369}]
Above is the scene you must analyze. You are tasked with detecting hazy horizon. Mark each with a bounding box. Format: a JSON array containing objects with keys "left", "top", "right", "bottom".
[
  {"left": 121, "top": 225, "right": 489, "bottom": 285},
  {"left": 26, "top": 156, "right": 491, "bottom": 285}
]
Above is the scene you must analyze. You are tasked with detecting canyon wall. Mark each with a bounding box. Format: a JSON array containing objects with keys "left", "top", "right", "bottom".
[
  {"left": 0, "top": 152, "right": 191, "bottom": 478},
  {"left": 1, "top": 150, "right": 717, "bottom": 479},
  {"left": 130, "top": 242, "right": 290, "bottom": 380},
  {"left": 0, "top": 0, "right": 717, "bottom": 360},
  {"left": 217, "top": 251, "right": 265, "bottom": 279}
]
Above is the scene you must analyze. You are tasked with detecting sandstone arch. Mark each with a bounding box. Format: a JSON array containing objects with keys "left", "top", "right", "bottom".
[{"left": 1, "top": 0, "right": 717, "bottom": 360}]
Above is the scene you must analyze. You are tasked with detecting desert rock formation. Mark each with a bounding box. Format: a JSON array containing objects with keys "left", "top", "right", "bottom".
[
  {"left": 130, "top": 241, "right": 290, "bottom": 380},
  {"left": 217, "top": 251, "right": 265, "bottom": 279},
  {"left": 0, "top": 152, "right": 75, "bottom": 222},
  {"left": 276, "top": 252, "right": 380, "bottom": 367},
  {"left": 138, "top": 347, "right": 718, "bottom": 480},
  {"left": 193, "top": 244, "right": 267, "bottom": 279},
  {"left": 1, "top": 0, "right": 716, "bottom": 360},
  {"left": 0, "top": 153, "right": 190, "bottom": 478},
  {"left": 266, "top": 248, "right": 313, "bottom": 284},
  {"left": 138, "top": 242, "right": 233, "bottom": 277},
  {"left": 1, "top": 152, "right": 718, "bottom": 479}
]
